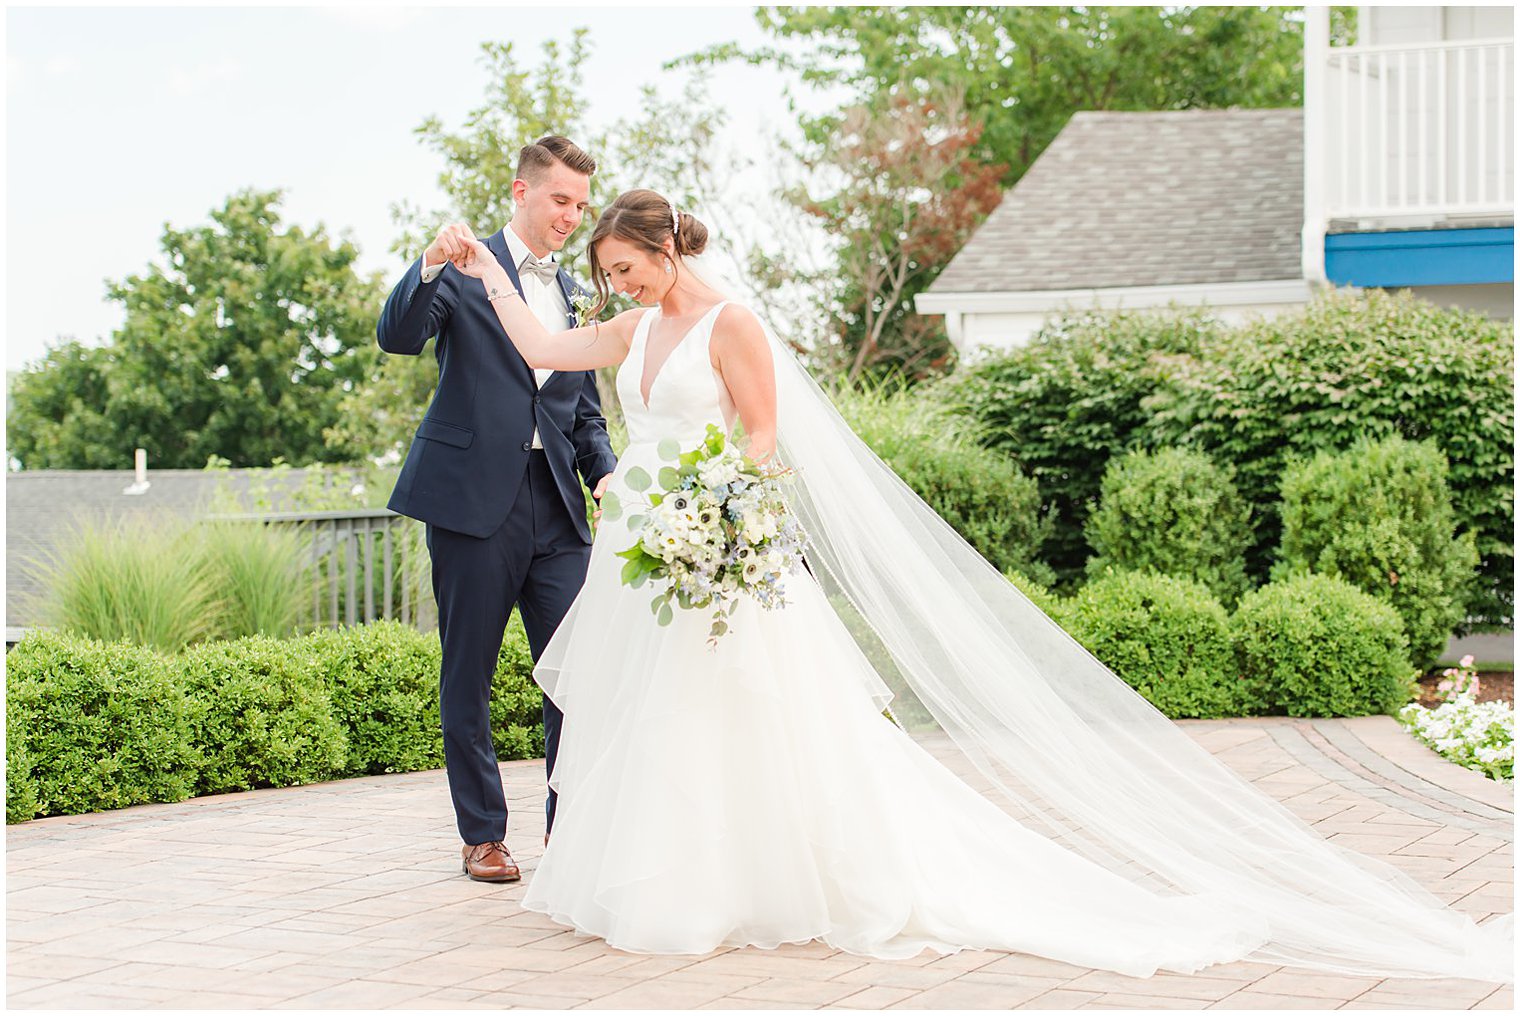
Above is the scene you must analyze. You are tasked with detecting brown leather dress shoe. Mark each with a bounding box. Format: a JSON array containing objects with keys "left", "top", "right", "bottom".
[{"left": 461, "top": 840, "right": 521, "bottom": 882}]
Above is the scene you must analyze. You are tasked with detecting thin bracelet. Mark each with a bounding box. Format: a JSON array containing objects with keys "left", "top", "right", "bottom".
[{"left": 486, "top": 285, "right": 520, "bottom": 304}]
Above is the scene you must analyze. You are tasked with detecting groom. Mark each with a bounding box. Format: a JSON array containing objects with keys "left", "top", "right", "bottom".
[{"left": 377, "top": 136, "right": 617, "bottom": 882}]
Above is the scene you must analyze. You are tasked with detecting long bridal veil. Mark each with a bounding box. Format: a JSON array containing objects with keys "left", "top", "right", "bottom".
[{"left": 709, "top": 269, "right": 1512, "bottom": 981}]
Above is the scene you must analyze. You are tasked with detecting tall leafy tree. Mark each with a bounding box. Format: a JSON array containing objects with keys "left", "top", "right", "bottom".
[
  {"left": 685, "top": 6, "right": 1357, "bottom": 382},
  {"left": 8, "top": 189, "right": 384, "bottom": 470},
  {"left": 698, "top": 6, "right": 1354, "bottom": 184},
  {"left": 336, "top": 32, "right": 745, "bottom": 461},
  {"left": 788, "top": 90, "right": 1004, "bottom": 381}
]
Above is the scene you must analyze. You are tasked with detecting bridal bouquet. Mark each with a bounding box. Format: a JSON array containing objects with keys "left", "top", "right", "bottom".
[{"left": 600, "top": 424, "right": 804, "bottom": 644}]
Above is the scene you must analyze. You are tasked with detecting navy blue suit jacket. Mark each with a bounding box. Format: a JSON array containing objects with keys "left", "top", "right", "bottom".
[{"left": 377, "top": 229, "right": 618, "bottom": 543}]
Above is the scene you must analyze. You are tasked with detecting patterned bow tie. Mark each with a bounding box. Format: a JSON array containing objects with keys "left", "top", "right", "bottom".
[{"left": 519, "top": 254, "right": 560, "bottom": 285}]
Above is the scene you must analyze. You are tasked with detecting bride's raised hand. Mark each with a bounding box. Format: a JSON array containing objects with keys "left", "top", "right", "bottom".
[{"left": 452, "top": 240, "right": 497, "bottom": 280}]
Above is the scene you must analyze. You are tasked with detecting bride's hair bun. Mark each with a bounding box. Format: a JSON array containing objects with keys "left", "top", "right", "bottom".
[
  {"left": 674, "top": 211, "right": 708, "bottom": 257},
  {"left": 585, "top": 189, "right": 713, "bottom": 313}
]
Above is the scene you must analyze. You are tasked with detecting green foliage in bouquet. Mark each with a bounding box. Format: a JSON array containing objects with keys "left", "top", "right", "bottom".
[
  {"left": 604, "top": 428, "right": 733, "bottom": 617},
  {"left": 606, "top": 425, "right": 800, "bottom": 644}
]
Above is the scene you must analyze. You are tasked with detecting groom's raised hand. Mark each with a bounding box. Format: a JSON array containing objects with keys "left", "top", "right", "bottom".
[{"left": 424, "top": 223, "right": 477, "bottom": 274}]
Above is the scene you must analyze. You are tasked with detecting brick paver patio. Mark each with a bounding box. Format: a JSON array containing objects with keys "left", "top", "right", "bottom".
[{"left": 7, "top": 716, "right": 1513, "bottom": 1009}]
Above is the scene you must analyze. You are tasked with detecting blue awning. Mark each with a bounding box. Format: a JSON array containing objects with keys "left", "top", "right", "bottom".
[{"left": 1325, "top": 227, "right": 1513, "bottom": 287}]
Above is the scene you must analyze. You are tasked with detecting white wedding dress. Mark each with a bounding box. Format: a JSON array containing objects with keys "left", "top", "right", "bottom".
[{"left": 520, "top": 302, "right": 1274, "bottom": 974}]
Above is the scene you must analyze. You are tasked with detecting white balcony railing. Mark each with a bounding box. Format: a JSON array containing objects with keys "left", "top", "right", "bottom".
[{"left": 1320, "top": 37, "right": 1513, "bottom": 221}]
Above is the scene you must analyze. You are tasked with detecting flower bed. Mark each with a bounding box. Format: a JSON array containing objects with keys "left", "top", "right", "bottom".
[{"left": 1398, "top": 656, "right": 1514, "bottom": 781}]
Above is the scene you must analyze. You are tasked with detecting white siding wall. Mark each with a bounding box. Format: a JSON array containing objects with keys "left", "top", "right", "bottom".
[
  {"left": 958, "top": 300, "right": 1308, "bottom": 354},
  {"left": 1359, "top": 6, "right": 1513, "bottom": 46}
]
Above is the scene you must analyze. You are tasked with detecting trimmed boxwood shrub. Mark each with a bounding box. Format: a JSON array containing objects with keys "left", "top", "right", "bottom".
[
  {"left": 1085, "top": 447, "right": 1252, "bottom": 605},
  {"left": 6, "top": 631, "right": 199, "bottom": 819},
  {"left": 1277, "top": 435, "right": 1479, "bottom": 670},
  {"left": 177, "top": 636, "right": 349, "bottom": 794},
  {"left": 305, "top": 621, "right": 446, "bottom": 777},
  {"left": 6, "top": 620, "right": 549, "bottom": 823},
  {"left": 1005, "top": 569, "right": 1067, "bottom": 620},
  {"left": 1233, "top": 573, "right": 1413, "bottom": 717},
  {"left": 5, "top": 704, "right": 38, "bottom": 825},
  {"left": 833, "top": 379, "right": 1055, "bottom": 584},
  {"left": 1063, "top": 569, "right": 1247, "bottom": 718},
  {"left": 1145, "top": 289, "right": 1512, "bottom": 625},
  {"left": 948, "top": 308, "right": 1224, "bottom": 588}
]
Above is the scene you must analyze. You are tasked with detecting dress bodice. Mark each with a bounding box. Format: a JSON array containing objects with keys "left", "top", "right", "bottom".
[{"left": 615, "top": 302, "right": 732, "bottom": 448}]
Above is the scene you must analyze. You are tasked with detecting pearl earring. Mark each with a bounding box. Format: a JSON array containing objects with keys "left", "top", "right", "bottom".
[{"left": 664, "top": 260, "right": 673, "bottom": 274}]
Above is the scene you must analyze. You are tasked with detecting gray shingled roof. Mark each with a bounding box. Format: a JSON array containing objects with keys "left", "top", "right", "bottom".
[
  {"left": 929, "top": 109, "right": 1304, "bottom": 294},
  {"left": 6, "top": 468, "right": 331, "bottom": 629}
]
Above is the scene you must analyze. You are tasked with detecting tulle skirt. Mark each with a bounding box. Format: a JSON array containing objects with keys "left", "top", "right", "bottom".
[{"left": 520, "top": 448, "right": 1271, "bottom": 974}]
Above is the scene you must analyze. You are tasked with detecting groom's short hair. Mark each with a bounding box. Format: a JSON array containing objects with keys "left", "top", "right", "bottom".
[{"left": 517, "top": 136, "right": 596, "bottom": 182}]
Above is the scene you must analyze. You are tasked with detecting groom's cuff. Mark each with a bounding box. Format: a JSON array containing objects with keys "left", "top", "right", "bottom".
[{"left": 419, "top": 256, "right": 445, "bottom": 284}]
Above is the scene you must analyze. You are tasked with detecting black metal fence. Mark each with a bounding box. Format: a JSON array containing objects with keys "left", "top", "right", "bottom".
[{"left": 211, "top": 508, "right": 435, "bottom": 632}]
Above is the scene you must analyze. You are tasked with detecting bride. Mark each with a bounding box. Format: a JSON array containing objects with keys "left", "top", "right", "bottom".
[{"left": 450, "top": 188, "right": 1512, "bottom": 981}]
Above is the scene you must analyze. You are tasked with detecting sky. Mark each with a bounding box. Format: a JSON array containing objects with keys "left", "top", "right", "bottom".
[{"left": 4, "top": 2, "right": 816, "bottom": 374}]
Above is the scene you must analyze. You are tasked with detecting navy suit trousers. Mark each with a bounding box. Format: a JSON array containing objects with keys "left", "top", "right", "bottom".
[{"left": 427, "top": 450, "right": 589, "bottom": 845}]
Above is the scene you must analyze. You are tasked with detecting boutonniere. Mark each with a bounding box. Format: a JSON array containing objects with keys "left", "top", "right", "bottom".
[{"left": 571, "top": 291, "right": 597, "bottom": 328}]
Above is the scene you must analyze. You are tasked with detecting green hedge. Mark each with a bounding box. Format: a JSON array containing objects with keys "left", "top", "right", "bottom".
[
  {"left": 1085, "top": 447, "right": 1253, "bottom": 606},
  {"left": 306, "top": 622, "right": 446, "bottom": 776},
  {"left": 6, "top": 620, "right": 545, "bottom": 823},
  {"left": 1004, "top": 569, "right": 1067, "bottom": 620},
  {"left": 950, "top": 291, "right": 1512, "bottom": 624},
  {"left": 179, "top": 637, "right": 349, "bottom": 795},
  {"left": 1063, "top": 569, "right": 1248, "bottom": 718},
  {"left": 1277, "top": 436, "right": 1479, "bottom": 670},
  {"left": 948, "top": 308, "right": 1223, "bottom": 588},
  {"left": 6, "top": 631, "right": 200, "bottom": 817},
  {"left": 1145, "top": 289, "right": 1512, "bottom": 625},
  {"left": 1233, "top": 573, "right": 1413, "bottom": 717},
  {"left": 833, "top": 378, "right": 1055, "bottom": 584}
]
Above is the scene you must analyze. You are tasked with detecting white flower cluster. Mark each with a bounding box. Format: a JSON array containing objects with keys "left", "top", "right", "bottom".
[
  {"left": 619, "top": 427, "right": 805, "bottom": 643},
  {"left": 1398, "top": 658, "right": 1513, "bottom": 782},
  {"left": 571, "top": 290, "right": 597, "bottom": 327}
]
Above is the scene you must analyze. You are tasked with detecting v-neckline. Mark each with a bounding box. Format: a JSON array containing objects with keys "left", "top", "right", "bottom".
[{"left": 638, "top": 302, "right": 725, "bottom": 410}]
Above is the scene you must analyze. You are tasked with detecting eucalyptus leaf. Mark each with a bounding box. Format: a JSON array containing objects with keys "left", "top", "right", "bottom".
[
  {"left": 657, "top": 438, "right": 682, "bottom": 461},
  {"left": 625, "top": 466, "right": 652, "bottom": 493}
]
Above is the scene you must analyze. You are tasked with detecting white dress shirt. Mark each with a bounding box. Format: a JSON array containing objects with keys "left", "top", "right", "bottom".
[{"left": 420, "top": 223, "right": 568, "bottom": 449}]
